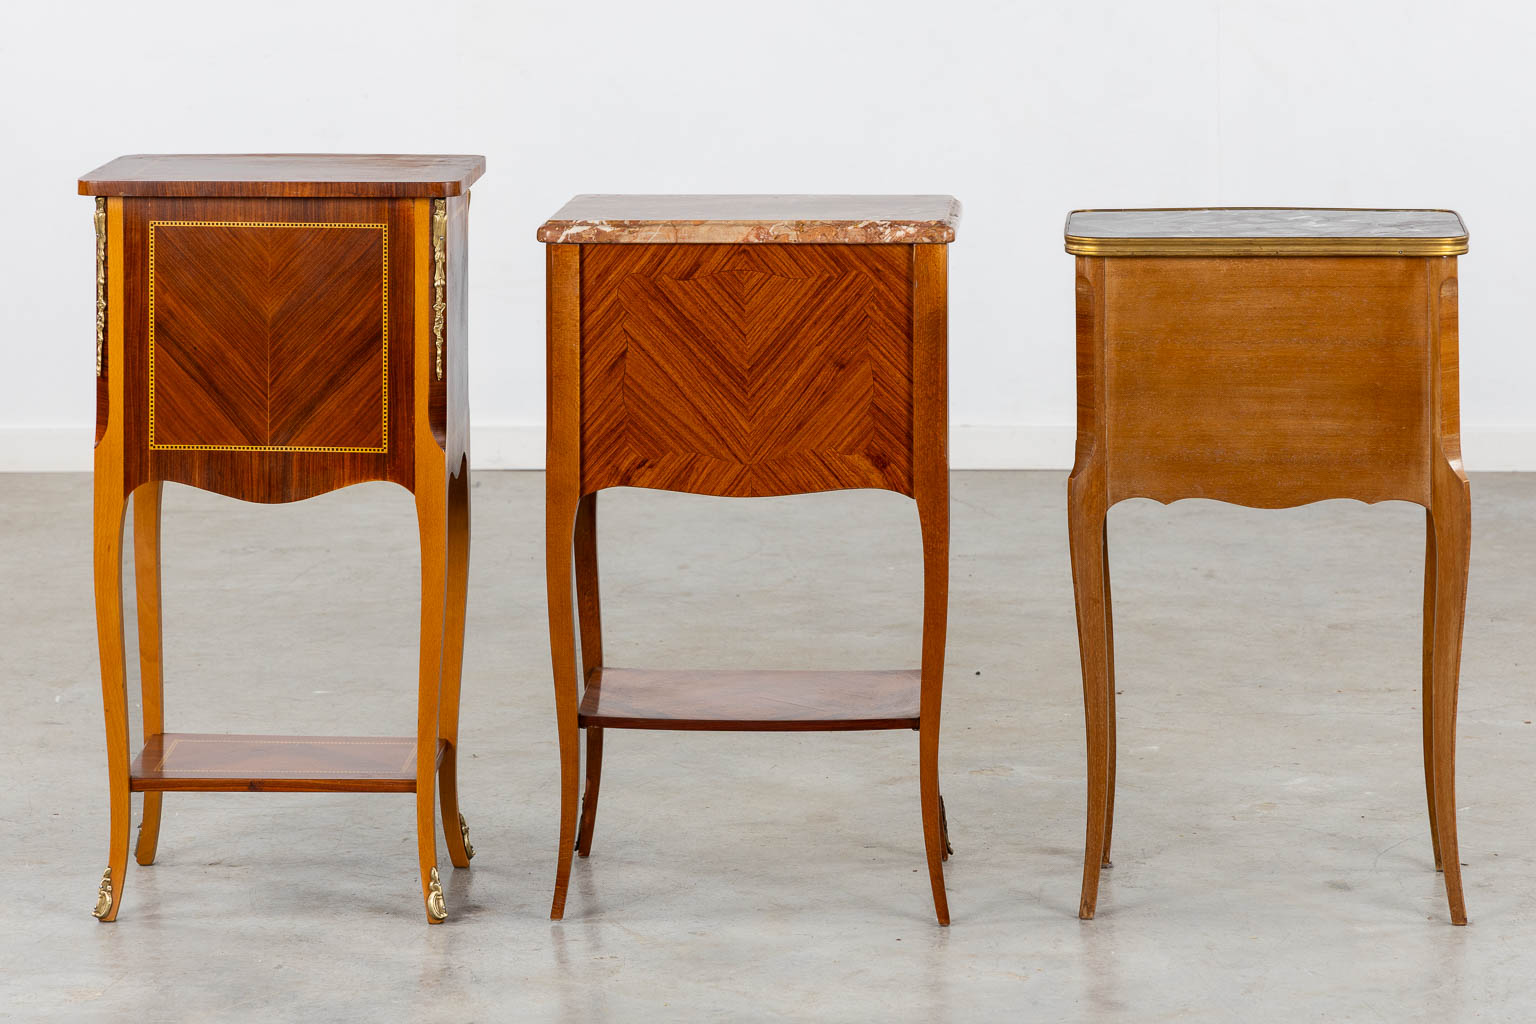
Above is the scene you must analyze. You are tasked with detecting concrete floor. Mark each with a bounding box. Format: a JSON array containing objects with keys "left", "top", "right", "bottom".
[{"left": 2, "top": 470, "right": 1534, "bottom": 1022}]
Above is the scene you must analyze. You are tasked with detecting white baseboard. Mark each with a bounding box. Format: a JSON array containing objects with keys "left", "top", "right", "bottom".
[{"left": 2, "top": 423, "right": 1530, "bottom": 472}]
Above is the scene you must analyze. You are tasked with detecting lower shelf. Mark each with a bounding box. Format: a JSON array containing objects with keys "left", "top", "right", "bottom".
[
  {"left": 129, "top": 733, "right": 444, "bottom": 793},
  {"left": 578, "top": 667, "right": 922, "bottom": 732}
]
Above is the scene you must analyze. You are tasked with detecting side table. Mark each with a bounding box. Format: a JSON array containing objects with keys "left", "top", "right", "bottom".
[
  {"left": 539, "top": 195, "right": 960, "bottom": 924},
  {"left": 79, "top": 154, "right": 483, "bottom": 923},
  {"left": 1064, "top": 208, "right": 1472, "bottom": 923}
]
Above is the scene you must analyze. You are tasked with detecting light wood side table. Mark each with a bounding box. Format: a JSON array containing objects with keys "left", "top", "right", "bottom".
[
  {"left": 79, "top": 154, "right": 483, "bottom": 923},
  {"left": 539, "top": 194, "right": 960, "bottom": 924},
  {"left": 1065, "top": 208, "right": 1472, "bottom": 924}
]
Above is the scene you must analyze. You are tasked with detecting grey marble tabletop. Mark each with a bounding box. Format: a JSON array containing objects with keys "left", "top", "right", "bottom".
[
  {"left": 538, "top": 195, "right": 961, "bottom": 244},
  {"left": 1065, "top": 208, "right": 1468, "bottom": 256}
]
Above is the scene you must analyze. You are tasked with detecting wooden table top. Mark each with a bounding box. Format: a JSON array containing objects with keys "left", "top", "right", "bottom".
[
  {"left": 538, "top": 194, "right": 961, "bottom": 244},
  {"left": 1064, "top": 207, "right": 1468, "bottom": 256},
  {"left": 79, "top": 154, "right": 486, "bottom": 198}
]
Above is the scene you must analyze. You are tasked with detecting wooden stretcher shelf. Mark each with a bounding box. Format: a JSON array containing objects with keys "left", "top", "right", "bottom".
[
  {"left": 577, "top": 668, "right": 922, "bottom": 732},
  {"left": 129, "top": 733, "right": 444, "bottom": 793}
]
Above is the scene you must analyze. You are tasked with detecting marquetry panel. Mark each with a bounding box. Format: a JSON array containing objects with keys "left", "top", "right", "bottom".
[
  {"left": 149, "top": 220, "right": 387, "bottom": 452},
  {"left": 1103, "top": 257, "right": 1431, "bottom": 507},
  {"left": 580, "top": 244, "right": 914, "bottom": 497}
]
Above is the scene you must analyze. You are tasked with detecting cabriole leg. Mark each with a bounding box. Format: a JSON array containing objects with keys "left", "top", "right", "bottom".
[
  {"left": 133, "top": 482, "right": 165, "bottom": 866},
  {"left": 573, "top": 493, "right": 605, "bottom": 857},
  {"left": 439, "top": 455, "right": 473, "bottom": 868},
  {"left": 1069, "top": 481, "right": 1113, "bottom": 920}
]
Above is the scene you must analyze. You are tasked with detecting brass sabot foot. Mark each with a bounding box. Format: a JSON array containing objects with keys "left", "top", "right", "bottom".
[
  {"left": 458, "top": 813, "right": 475, "bottom": 861},
  {"left": 426, "top": 867, "right": 447, "bottom": 922},
  {"left": 92, "top": 868, "right": 113, "bottom": 920}
]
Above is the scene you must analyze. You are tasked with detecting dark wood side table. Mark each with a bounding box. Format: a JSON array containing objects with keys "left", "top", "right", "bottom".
[
  {"left": 1065, "top": 208, "right": 1472, "bottom": 924},
  {"left": 539, "top": 195, "right": 960, "bottom": 924},
  {"left": 79, "top": 154, "right": 484, "bottom": 923}
]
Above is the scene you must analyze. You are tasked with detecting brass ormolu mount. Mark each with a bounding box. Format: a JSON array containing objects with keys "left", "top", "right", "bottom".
[
  {"left": 431, "top": 199, "right": 447, "bottom": 381},
  {"left": 458, "top": 812, "right": 475, "bottom": 860},
  {"left": 92, "top": 867, "right": 113, "bottom": 920},
  {"left": 94, "top": 198, "right": 107, "bottom": 377},
  {"left": 426, "top": 866, "right": 447, "bottom": 922}
]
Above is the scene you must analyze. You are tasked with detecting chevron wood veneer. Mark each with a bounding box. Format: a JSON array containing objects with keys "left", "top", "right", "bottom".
[
  {"left": 149, "top": 220, "right": 387, "bottom": 452},
  {"left": 81, "top": 155, "right": 484, "bottom": 924},
  {"left": 580, "top": 244, "right": 913, "bottom": 497},
  {"left": 543, "top": 195, "right": 958, "bottom": 928}
]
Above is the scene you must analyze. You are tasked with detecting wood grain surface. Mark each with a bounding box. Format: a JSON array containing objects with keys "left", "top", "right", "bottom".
[
  {"left": 578, "top": 668, "right": 922, "bottom": 731},
  {"left": 128, "top": 733, "right": 441, "bottom": 793},
  {"left": 117, "top": 197, "right": 416, "bottom": 502},
  {"left": 90, "top": 182, "right": 475, "bottom": 923},
  {"left": 149, "top": 220, "right": 387, "bottom": 451},
  {"left": 1103, "top": 257, "right": 1431, "bottom": 508},
  {"left": 80, "top": 154, "right": 485, "bottom": 198},
  {"left": 1069, "top": 250, "right": 1472, "bottom": 926},
  {"left": 545, "top": 236, "right": 953, "bottom": 926},
  {"left": 544, "top": 244, "right": 584, "bottom": 920},
  {"left": 579, "top": 243, "right": 913, "bottom": 497}
]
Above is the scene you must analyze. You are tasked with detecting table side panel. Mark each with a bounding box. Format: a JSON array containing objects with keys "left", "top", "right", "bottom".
[
  {"left": 1102, "top": 257, "right": 1432, "bottom": 508},
  {"left": 579, "top": 243, "right": 915, "bottom": 497},
  {"left": 119, "top": 198, "right": 417, "bottom": 502}
]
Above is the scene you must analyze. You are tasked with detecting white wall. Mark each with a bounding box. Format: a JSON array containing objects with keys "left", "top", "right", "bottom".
[{"left": 2, "top": 0, "right": 1531, "bottom": 470}]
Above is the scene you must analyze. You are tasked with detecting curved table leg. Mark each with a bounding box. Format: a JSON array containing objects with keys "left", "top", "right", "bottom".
[
  {"left": 917, "top": 480, "right": 951, "bottom": 926},
  {"left": 93, "top": 469, "right": 132, "bottom": 921},
  {"left": 439, "top": 455, "right": 474, "bottom": 869},
  {"left": 133, "top": 482, "right": 165, "bottom": 867},
  {"left": 1069, "top": 477, "right": 1113, "bottom": 920},
  {"left": 577, "top": 729, "right": 604, "bottom": 858},
  {"left": 1421, "top": 509, "right": 1442, "bottom": 872},
  {"left": 1428, "top": 473, "right": 1471, "bottom": 925},
  {"left": 415, "top": 470, "right": 448, "bottom": 923},
  {"left": 573, "top": 493, "right": 605, "bottom": 858},
  {"left": 546, "top": 243, "right": 583, "bottom": 920},
  {"left": 1101, "top": 520, "right": 1117, "bottom": 869},
  {"left": 546, "top": 492, "right": 582, "bottom": 919}
]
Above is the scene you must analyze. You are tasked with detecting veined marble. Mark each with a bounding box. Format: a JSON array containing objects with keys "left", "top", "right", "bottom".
[
  {"left": 538, "top": 195, "right": 960, "bottom": 244},
  {"left": 1067, "top": 208, "right": 1465, "bottom": 239}
]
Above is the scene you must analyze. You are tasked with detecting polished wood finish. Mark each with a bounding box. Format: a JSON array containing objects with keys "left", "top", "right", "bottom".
[
  {"left": 573, "top": 493, "right": 604, "bottom": 859},
  {"left": 580, "top": 244, "right": 913, "bottom": 497},
  {"left": 150, "top": 220, "right": 387, "bottom": 451},
  {"left": 132, "top": 482, "right": 165, "bottom": 865},
  {"left": 912, "top": 243, "right": 951, "bottom": 925},
  {"left": 84, "top": 158, "right": 479, "bottom": 923},
  {"left": 578, "top": 668, "right": 922, "bottom": 731},
  {"left": 119, "top": 198, "right": 415, "bottom": 505},
  {"left": 129, "top": 734, "right": 442, "bottom": 792},
  {"left": 1068, "top": 215, "right": 1471, "bottom": 925},
  {"left": 80, "top": 154, "right": 485, "bottom": 198},
  {"left": 1103, "top": 258, "right": 1430, "bottom": 508},
  {"left": 544, "top": 199, "right": 956, "bottom": 925},
  {"left": 545, "top": 243, "right": 584, "bottom": 921},
  {"left": 92, "top": 198, "right": 131, "bottom": 922}
]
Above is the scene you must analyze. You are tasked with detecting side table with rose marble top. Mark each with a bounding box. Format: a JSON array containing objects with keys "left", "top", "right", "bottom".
[{"left": 538, "top": 194, "right": 961, "bottom": 924}]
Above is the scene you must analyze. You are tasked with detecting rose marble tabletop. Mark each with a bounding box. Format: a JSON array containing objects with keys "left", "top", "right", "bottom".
[
  {"left": 1064, "top": 207, "right": 1467, "bottom": 256},
  {"left": 538, "top": 195, "right": 961, "bottom": 244}
]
